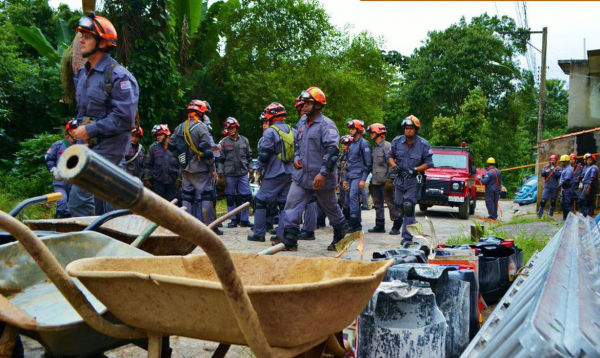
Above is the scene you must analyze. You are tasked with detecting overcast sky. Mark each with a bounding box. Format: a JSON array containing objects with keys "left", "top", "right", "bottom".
[{"left": 50, "top": 0, "right": 600, "bottom": 83}]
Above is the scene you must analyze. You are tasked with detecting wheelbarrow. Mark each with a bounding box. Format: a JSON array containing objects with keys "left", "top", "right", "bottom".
[
  {"left": 4, "top": 145, "right": 393, "bottom": 357},
  {"left": 0, "top": 200, "right": 265, "bottom": 357}
]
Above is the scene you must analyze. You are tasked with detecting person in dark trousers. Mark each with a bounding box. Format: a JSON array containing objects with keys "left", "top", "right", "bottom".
[
  {"left": 343, "top": 120, "right": 372, "bottom": 233},
  {"left": 45, "top": 119, "right": 78, "bottom": 218},
  {"left": 387, "top": 115, "right": 433, "bottom": 245},
  {"left": 143, "top": 124, "right": 179, "bottom": 201},
  {"left": 282, "top": 87, "right": 348, "bottom": 251},
  {"left": 538, "top": 154, "right": 562, "bottom": 218},
  {"left": 557, "top": 154, "right": 574, "bottom": 220},
  {"left": 579, "top": 153, "right": 599, "bottom": 217},
  {"left": 248, "top": 103, "right": 295, "bottom": 242},
  {"left": 571, "top": 153, "right": 584, "bottom": 213},
  {"left": 169, "top": 100, "right": 220, "bottom": 234},
  {"left": 69, "top": 13, "right": 139, "bottom": 217},
  {"left": 479, "top": 157, "right": 502, "bottom": 220},
  {"left": 218, "top": 117, "right": 254, "bottom": 228},
  {"left": 366, "top": 123, "right": 402, "bottom": 235},
  {"left": 125, "top": 126, "right": 145, "bottom": 179},
  {"left": 338, "top": 135, "right": 352, "bottom": 220}
]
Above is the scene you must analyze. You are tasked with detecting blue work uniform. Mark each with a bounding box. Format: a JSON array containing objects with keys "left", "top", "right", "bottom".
[
  {"left": 480, "top": 167, "right": 502, "bottom": 220},
  {"left": 69, "top": 54, "right": 139, "bottom": 217},
  {"left": 45, "top": 140, "right": 73, "bottom": 218},
  {"left": 558, "top": 165, "right": 574, "bottom": 220},
  {"left": 343, "top": 136, "right": 372, "bottom": 230},
  {"left": 538, "top": 163, "right": 562, "bottom": 217},
  {"left": 579, "top": 164, "right": 598, "bottom": 217},
  {"left": 387, "top": 135, "right": 434, "bottom": 243},
  {"left": 219, "top": 135, "right": 253, "bottom": 225},
  {"left": 124, "top": 142, "right": 145, "bottom": 179},
  {"left": 283, "top": 113, "right": 346, "bottom": 250},
  {"left": 144, "top": 142, "right": 179, "bottom": 201},
  {"left": 251, "top": 121, "right": 295, "bottom": 239}
]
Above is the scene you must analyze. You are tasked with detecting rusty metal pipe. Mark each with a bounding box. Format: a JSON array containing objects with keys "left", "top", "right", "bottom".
[
  {"left": 208, "top": 202, "right": 250, "bottom": 229},
  {"left": 0, "top": 211, "right": 146, "bottom": 340},
  {"left": 57, "top": 146, "right": 275, "bottom": 357}
]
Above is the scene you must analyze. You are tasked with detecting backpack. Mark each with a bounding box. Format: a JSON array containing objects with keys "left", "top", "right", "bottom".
[
  {"left": 270, "top": 124, "right": 295, "bottom": 163},
  {"left": 175, "top": 120, "right": 203, "bottom": 167}
]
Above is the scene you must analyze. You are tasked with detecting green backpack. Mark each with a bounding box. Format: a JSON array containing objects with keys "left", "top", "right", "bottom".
[{"left": 270, "top": 124, "right": 295, "bottom": 163}]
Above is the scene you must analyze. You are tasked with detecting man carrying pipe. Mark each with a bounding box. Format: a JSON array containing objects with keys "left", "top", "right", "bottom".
[
  {"left": 557, "top": 154, "right": 574, "bottom": 220},
  {"left": 478, "top": 157, "right": 502, "bottom": 221},
  {"left": 538, "top": 154, "right": 562, "bottom": 218}
]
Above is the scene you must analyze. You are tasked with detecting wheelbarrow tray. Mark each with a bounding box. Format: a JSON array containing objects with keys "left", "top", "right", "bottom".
[
  {"left": 24, "top": 214, "right": 195, "bottom": 256},
  {"left": 0, "top": 232, "right": 151, "bottom": 356},
  {"left": 67, "top": 254, "right": 393, "bottom": 348}
]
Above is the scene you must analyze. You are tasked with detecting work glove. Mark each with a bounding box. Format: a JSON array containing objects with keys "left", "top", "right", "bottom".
[
  {"left": 387, "top": 166, "right": 400, "bottom": 180},
  {"left": 400, "top": 167, "right": 418, "bottom": 180},
  {"left": 50, "top": 167, "right": 63, "bottom": 181},
  {"left": 174, "top": 178, "right": 182, "bottom": 191},
  {"left": 216, "top": 174, "right": 226, "bottom": 189}
]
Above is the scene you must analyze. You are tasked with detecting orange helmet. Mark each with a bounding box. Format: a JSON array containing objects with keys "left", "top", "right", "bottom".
[
  {"left": 570, "top": 154, "right": 578, "bottom": 160},
  {"left": 224, "top": 117, "right": 240, "bottom": 130},
  {"left": 65, "top": 119, "right": 79, "bottom": 133},
  {"left": 132, "top": 126, "right": 144, "bottom": 137},
  {"left": 401, "top": 115, "right": 421, "bottom": 131},
  {"left": 367, "top": 123, "right": 387, "bottom": 136},
  {"left": 187, "top": 100, "right": 209, "bottom": 115},
  {"left": 300, "top": 87, "right": 326, "bottom": 106},
  {"left": 294, "top": 96, "right": 304, "bottom": 112},
  {"left": 262, "top": 102, "right": 287, "bottom": 122},
  {"left": 151, "top": 124, "right": 170, "bottom": 136},
  {"left": 584, "top": 153, "right": 597, "bottom": 162},
  {"left": 347, "top": 119, "right": 365, "bottom": 133},
  {"left": 77, "top": 13, "right": 117, "bottom": 48}
]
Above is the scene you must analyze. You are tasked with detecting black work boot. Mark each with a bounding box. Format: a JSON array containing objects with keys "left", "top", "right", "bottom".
[
  {"left": 401, "top": 239, "right": 413, "bottom": 248},
  {"left": 368, "top": 225, "right": 386, "bottom": 233},
  {"left": 227, "top": 220, "right": 238, "bottom": 228},
  {"left": 270, "top": 236, "right": 283, "bottom": 244},
  {"left": 298, "top": 230, "right": 315, "bottom": 240},
  {"left": 247, "top": 234, "right": 265, "bottom": 242},
  {"left": 282, "top": 228, "right": 299, "bottom": 251},
  {"left": 347, "top": 214, "right": 362, "bottom": 233},
  {"left": 269, "top": 228, "right": 278, "bottom": 235},
  {"left": 240, "top": 220, "right": 254, "bottom": 228},
  {"left": 328, "top": 222, "right": 348, "bottom": 251},
  {"left": 213, "top": 228, "right": 223, "bottom": 236},
  {"left": 389, "top": 219, "right": 402, "bottom": 235}
]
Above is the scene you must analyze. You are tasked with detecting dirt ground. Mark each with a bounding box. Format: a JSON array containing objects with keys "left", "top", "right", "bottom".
[{"left": 21, "top": 200, "right": 544, "bottom": 357}]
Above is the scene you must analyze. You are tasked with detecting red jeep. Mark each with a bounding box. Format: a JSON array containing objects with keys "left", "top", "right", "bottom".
[{"left": 418, "top": 146, "right": 477, "bottom": 219}]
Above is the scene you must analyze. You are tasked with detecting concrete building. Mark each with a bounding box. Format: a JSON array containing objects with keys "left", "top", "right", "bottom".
[{"left": 559, "top": 49, "right": 600, "bottom": 132}]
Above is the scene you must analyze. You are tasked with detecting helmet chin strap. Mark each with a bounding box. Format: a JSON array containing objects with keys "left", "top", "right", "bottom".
[{"left": 82, "top": 36, "right": 109, "bottom": 58}]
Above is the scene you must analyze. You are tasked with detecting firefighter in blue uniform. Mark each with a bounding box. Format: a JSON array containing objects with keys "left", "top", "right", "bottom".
[
  {"left": 571, "top": 154, "right": 584, "bottom": 213},
  {"left": 538, "top": 154, "right": 562, "bottom": 218},
  {"left": 557, "top": 154, "right": 574, "bottom": 220},
  {"left": 69, "top": 13, "right": 139, "bottom": 217},
  {"left": 248, "top": 103, "right": 295, "bottom": 242},
  {"left": 144, "top": 124, "right": 179, "bottom": 201},
  {"left": 479, "top": 157, "right": 502, "bottom": 220},
  {"left": 579, "top": 153, "right": 599, "bottom": 217},
  {"left": 282, "top": 87, "right": 348, "bottom": 251},
  {"left": 386, "top": 115, "right": 433, "bottom": 244},
  {"left": 45, "top": 120, "right": 78, "bottom": 218},
  {"left": 124, "top": 126, "right": 145, "bottom": 179},
  {"left": 343, "top": 120, "right": 372, "bottom": 233}
]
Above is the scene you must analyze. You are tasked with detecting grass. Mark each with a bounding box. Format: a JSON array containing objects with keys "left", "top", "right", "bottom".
[{"left": 0, "top": 192, "right": 56, "bottom": 221}]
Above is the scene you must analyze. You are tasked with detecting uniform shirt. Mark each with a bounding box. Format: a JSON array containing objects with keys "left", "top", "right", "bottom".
[
  {"left": 541, "top": 164, "right": 561, "bottom": 190},
  {"left": 169, "top": 120, "right": 215, "bottom": 173},
  {"left": 371, "top": 140, "right": 392, "bottom": 186},
  {"left": 480, "top": 167, "right": 502, "bottom": 193},
  {"left": 293, "top": 113, "right": 340, "bottom": 190},
  {"left": 45, "top": 139, "right": 72, "bottom": 186},
  {"left": 124, "top": 142, "right": 145, "bottom": 179},
  {"left": 559, "top": 165, "right": 574, "bottom": 197},
  {"left": 573, "top": 163, "right": 584, "bottom": 184},
  {"left": 344, "top": 136, "right": 372, "bottom": 182},
  {"left": 257, "top": 121, "right": 295, "bottom": 179},
  {"left": 387, "top": 135, "right": 434, "bottom": 188},
  {"left": 74, "top": 55, "right": 139, "bottom": 158},
  {"left": 218, "top": 135, "right": 252, "bottom": 176},
  {"left": 144, "top": 142, "right": 179, "bottom": 184},
  {"left": 582, "top": 164, "right": 599, "bottom": 185}
]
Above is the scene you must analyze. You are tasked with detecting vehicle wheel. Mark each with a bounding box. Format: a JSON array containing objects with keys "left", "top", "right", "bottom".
[
  {"left": 469, "top": 196, "right": 476, "bottom": 215},
  {"left": 419, "top": 204, "right": 429, "bottom": 212},
  {"left": 458, "top": 196, "right": 469, "bottom": 219}
]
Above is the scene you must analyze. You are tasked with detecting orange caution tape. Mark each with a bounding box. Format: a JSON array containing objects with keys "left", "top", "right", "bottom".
[{"left": 500, "top": 152, "right": 600, "bottom": 172}]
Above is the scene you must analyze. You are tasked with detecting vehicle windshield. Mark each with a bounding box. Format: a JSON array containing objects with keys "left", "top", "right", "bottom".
[
  {"left": 432, "top": 154, "right": 468, "bottom": 169},
  {"left": 526, "top": 178, "right": 537, "bottom": 186}
]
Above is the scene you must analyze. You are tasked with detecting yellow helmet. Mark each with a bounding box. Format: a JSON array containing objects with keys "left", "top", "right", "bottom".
[
  {"left": 559, "top": 154, "right": 570, "bottom": 162},
  {"left": 486, "top": 157, "right": 496, "bottom": 165}
]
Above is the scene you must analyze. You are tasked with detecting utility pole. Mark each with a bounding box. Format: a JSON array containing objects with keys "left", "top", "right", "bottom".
[{"left": 535, "top": 27, "right": 548, "bottom": 177}]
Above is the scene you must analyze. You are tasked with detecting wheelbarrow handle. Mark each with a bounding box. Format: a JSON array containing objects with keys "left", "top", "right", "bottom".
[
  {"left": 57, "top": 145, "right": 275, "bottom": 357},
  {"left": 83, "top": 209, "right": 132, "bottom": 232},
  {"left": 8, "top": 192, "right": 63, "bottom": 217}
]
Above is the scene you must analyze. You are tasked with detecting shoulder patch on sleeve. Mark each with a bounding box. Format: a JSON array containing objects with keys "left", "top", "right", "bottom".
[
  {"left": 329, "top": 128, "right": 337, "bottom": 135},
  {"left": 120, "top": 81, "right": 132, "bottom": 90},
  {"left": 428, "top": 149, "right": 434, "bottom": 155}
]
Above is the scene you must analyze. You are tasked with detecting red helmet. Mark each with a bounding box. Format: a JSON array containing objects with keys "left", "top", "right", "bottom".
[
  {"left": 132, "top": 126, "right": 144, "bottom": 137},
  {"left": 584, "top": 153, "right": 597, "bottom": 162},
  {"left": 262, "top": 102, "right": 286, "bottom": 122},
  {"left": 347, "top": 119, "right": 365, "bottom": 132},
  {"left": 151, "top": 124, "right": 170, "bottom": 136},
  {"left": 341, "top": 135, "right": 353, "bottom": 145},
  {"left": 65, "top": 119, "right": 79, "bottom": 133},
  {"left": 300, "top": 87, "right": 326, "bottom": 106},
  {"left": 224, "top": 117, "right": 240, "bottom": 130},
  {"left": 77, "top": 13, "right": 118, "bottom": 48},
  {"left": 295, "top": 96, "right": 304, "bottom": 111},
  {"left": 570, "top": 154, "right": 578, "bottom": 160},
  {"left": 187, "top": 100, "right": 209, "bottom": 115},
  {"left": 367, "top": 123, "right": 387, "bottom": 136},
  {"left": 401, "top": 115, "right": 421, "bottom": 131},
  {"left": 549, "top": 154, "right": 559, "bottom": 161}
]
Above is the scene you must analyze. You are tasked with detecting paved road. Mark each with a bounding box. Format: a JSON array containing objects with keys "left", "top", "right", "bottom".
[{"left": 23, "top": 200, "right": 539, "bottom": 357}]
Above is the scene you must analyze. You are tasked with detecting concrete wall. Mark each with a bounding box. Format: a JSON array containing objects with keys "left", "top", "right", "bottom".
[{"left": 563, "top": 59, "right": 600, "bottom": 132}]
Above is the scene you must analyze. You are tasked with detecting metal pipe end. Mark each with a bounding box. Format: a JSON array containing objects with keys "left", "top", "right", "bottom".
[{"left": 57, "top": 145, "right": 89, "bottom": 181}]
